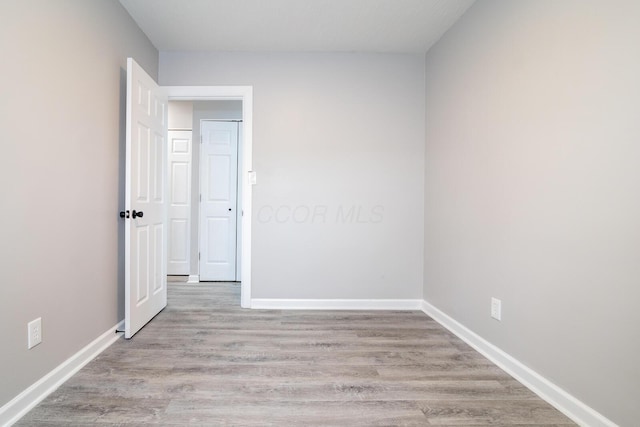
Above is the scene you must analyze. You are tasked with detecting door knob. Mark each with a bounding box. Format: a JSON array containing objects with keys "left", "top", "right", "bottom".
[
  {"left": 132, "top": 210, "right": 144, "bottom": 218},
  {"left": 119, "top": 210, "right": 130, "bottom": 219},
  {"left": 228, "top": 208, "right": 232, "bottom": 211}
]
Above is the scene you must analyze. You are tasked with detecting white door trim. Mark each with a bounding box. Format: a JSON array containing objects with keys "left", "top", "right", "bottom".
[{"left": 164, "top": 86, "right": 253, "bottom": 308}]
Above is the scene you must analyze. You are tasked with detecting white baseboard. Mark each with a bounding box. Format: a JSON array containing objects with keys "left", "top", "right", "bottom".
[
  {"left": 251, "top": 298, "right": 422, "bottom": 310},
  {"left": 187, "top": 274, "right": 199, "bottom": 283},
  {"left": 0, "top": 321, "right": 124, "bottom": 427},
  {"left": 420, "top": 300, "right": 617, "bottom": 427}
]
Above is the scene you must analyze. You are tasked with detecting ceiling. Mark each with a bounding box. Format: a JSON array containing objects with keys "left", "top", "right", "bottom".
[{"left": 119, "top": 0, "right": 476, "bottom": 53}]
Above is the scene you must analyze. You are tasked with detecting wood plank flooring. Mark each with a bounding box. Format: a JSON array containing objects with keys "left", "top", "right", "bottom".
[{"left": 17, "top": 283, "right": 574, "bottom": 426}]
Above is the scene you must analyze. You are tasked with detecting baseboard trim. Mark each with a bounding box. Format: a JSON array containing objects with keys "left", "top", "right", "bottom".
[
  {"left": 187, "top": 274, "right": 199, "bottom": 283},
  {"left": 420, "top": 300, "right": 617, "bottom": 427},
  {"left": 251, "top": 298, "right": 422, "bottom": 310},
  {"left": 0, "top": 321, "right": 124, "bottom": 427}
]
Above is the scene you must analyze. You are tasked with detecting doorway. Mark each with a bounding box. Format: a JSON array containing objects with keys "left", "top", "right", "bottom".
[
  {"left": 165, "top": 86, "right": 253, "bottom": 308},
  {"left": 168, "top": 102, "right": 243, "bottom": 282}
]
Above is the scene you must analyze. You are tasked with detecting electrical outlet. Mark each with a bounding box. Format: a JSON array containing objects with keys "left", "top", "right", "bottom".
[
  {"left": 491, "top": 298, "right": 502, "bottom": 321},
  {"left": 28, "top": 317, "right": 42, "bottom": 349}
]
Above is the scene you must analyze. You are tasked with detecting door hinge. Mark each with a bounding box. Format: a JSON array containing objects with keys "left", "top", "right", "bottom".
[
  {"left": 200, "top": 194, "right": 202, "bottom": 202},
  {"left": 199, "top": 252, "right": 201, "bottom": 260}
]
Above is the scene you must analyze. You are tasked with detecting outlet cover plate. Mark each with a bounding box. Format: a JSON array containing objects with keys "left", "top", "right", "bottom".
[
  {"left": 28, "top": 317, "right": 42, "bottom": 349},
  {"left": 491, "top": 298, "right": 502, "bottom": 321}
]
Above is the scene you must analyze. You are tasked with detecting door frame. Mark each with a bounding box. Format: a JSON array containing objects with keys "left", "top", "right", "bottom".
[{"left": 165, "top": 86, "right": 253, "bottom": 308}]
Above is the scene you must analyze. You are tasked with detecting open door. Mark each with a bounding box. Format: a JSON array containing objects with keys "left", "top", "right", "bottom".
[{"left": 124, "top": 57, "right": 168, "bottom": 338}]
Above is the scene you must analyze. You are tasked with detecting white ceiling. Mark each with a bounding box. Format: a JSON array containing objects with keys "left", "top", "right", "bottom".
[{"left": 119, "top": 0, "right": 476, "bottom": 53}]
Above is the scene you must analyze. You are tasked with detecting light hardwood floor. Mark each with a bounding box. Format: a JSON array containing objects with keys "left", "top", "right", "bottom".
[{"left": 17, "top": 282, "right": 574, "bottom": 426}]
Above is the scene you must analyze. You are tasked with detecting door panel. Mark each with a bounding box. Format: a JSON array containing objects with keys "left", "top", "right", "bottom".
[
  {"left": 169, "top": 219, "right": 189, "bottom": 264},
  {"left": 200, "top": 121, "right": 238, "bottom": 281},
  {"left": 134, "top": 226, "right": 149, "bottom": 304},
  {"left": 171, "top": 163, "right": 189, "bottom": 203},
  {"left": 207, "top": 217, "right": 230, "bottom": 262},
  {"left": 125, "top": 57, "right": 168, "bottom": 339},
  {"left": 208, "top": 156, "right": 231, "bottom": 200}
]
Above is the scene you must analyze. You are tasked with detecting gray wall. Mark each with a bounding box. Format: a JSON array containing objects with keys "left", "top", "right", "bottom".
[
  {"left": 423, "top": 1, "right": 640, "bottom": 425},
  {"left": 160, "top": 53, "right": 425, "bottom": 299},
  {"left": 0, "top": 0, "right": 157, "bottom": 408}
]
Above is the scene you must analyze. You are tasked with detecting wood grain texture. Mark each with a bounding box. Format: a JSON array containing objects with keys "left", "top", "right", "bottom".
[{"left": 17, "top": 282, "right": 574, "bottom": 426}]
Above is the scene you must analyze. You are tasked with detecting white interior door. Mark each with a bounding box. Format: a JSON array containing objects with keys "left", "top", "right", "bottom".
[
  {"left": 200, "top": 120, "right": 238, "bottom": 281},
  {"left": 125, "top": 57, "right": 168, "bottom": 339},
  {"left": 167, "top": 130, "right": 192, "bottom": 275}
]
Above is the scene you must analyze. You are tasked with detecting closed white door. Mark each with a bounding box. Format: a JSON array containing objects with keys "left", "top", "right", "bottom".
[
  {"left": 167, "top": 130, "right": 192, "bottom": 275},
  {"left": 200, "top": 121, "right": 238, "bottom": 281},
  {"left": 124, "top": 57, "right": 168, "bottom": 339}
]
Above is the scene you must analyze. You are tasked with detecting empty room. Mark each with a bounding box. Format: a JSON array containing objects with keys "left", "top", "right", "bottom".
[{"left": 0, "top": 0, "right": 638, "bottom": 426}]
